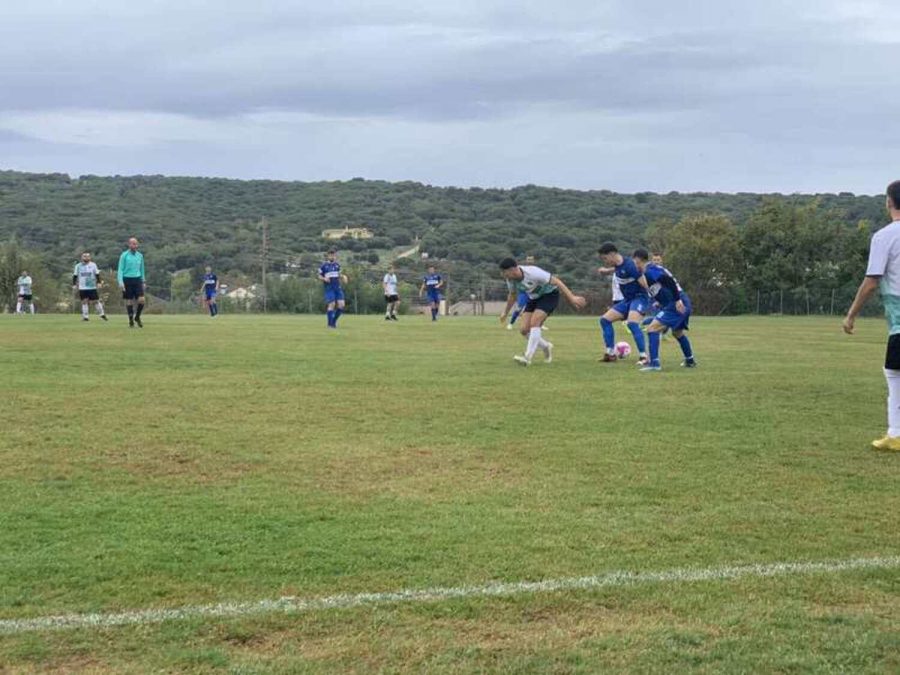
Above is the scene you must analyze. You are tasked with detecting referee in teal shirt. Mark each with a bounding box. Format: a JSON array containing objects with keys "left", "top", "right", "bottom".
[{"left": 117, "top": 237, "right": 146, "bottom": 328}]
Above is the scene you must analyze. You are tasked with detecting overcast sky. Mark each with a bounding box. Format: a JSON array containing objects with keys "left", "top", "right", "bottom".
[{"left": 1, "top": 0, "right": 898, "bottom": 193}]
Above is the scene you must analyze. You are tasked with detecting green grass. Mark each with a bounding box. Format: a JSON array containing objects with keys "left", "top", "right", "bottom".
[{"left": 0, "top": 313, "right": 898, "bottom": 673}]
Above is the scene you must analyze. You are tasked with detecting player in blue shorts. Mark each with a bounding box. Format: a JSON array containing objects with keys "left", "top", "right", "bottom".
[
  {"left": 200, "top": 266, "right": 219, "bottom": 317},
  {"left": 318, "top": 250, "right": 348, "bottom": 328},
  {"left": 597, "top": 242, "right": 651, "bottom": 364},
  {"left": 632, "top": 249, "right": 696, "bottom": 371},
  {"left": 419, "top": 265, "right": 444, "bottom": 321}
]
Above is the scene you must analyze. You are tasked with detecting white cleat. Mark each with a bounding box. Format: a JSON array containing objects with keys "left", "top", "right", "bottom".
[
  {"left": 513, "top": 355, "right": 531, "bottom": 366},
  {"left": 506, "top": 323, "right": 513, "bottom": 330},
  {"left": 543, "top": 342, "right": 553, "bottom": 363}
]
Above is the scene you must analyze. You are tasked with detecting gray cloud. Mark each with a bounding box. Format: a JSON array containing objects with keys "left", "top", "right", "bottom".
[{"left": 0, "top": 0, "right": 898, "bottom": 192}]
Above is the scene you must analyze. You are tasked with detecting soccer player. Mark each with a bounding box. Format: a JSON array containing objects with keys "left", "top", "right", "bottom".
[
  {"left": 498, "top": 257, "right": 586, "bottom": 366},
  {"left": 318, "top": 250, "right": 348, "bottom": 328},
  {"left": 596, "top": 243, "right": 651, "bottom": 363},
  {"left": 117, "top": 237, "right": 146, "bottom": 328},
  {"left": 383, "top": 264, "right": 400, "bottom": 321},
  {"left": 843, "top": 179, "right": 900, "bottom": 451},
  {"left": 632, "top": 249, "right": 695, "bottom": 371},
  {"left": 15, "top": 271, "right": 34, "bottom": 315},
  {"left": 507, "top": 255, "right": 536, "bottom": 330},
  {"left": 72, "top": 252, "right": 107, "bottom": 321},
  {"left": 200, "top": 266, "right": 219, "bottom": 317},
  {"left": 419, "top": 265, "right": 444, "bottom": 321}
]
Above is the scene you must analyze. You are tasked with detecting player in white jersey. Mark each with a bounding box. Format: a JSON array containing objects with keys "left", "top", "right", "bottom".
[
  {"left": 499, "top": 257, "right": 586, "bottom": 365},
  {"left": 16, "top": 271, "right": 34, "bottom": 315},
  {"left": 383, "top": 264, "right": 400, "bottom": 321},
  {"left": 844, "top": 180, "right": 900, "bottom": 451},
  {"left": 73, "top": 252, "right": 108, "bottom": 321}
]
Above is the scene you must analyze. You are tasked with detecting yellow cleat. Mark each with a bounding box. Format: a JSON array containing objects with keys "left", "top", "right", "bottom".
[{"left": 871, "top": 436, "right": 900, "bottom": 451}]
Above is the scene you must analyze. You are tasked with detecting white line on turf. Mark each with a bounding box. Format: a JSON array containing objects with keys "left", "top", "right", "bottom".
[{"left": 1, "top": 556, "right": 897, "bottom": 635}]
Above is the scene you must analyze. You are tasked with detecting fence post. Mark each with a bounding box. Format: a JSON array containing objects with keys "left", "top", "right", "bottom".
[
  {"left": 756, "top": 289, "right": 760, "bottom": 315},
  {"left": 307, "top": 290, "right": 312, "bottom": 314},
  {"left": 830, "top": 289, "right": 835, "bottom": 315},
  {"left": 806, "top": 288, "right": 810, "bottom": 315},
  {"left": 779, "top": 289, "right": 784, "bottom": 315}
]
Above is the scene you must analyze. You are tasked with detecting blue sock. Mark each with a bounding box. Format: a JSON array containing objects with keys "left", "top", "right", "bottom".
[
  {"left": 676, "top": 334, "right": 693, "bottom": 360},
  {"left": 432, "top": 308, "right": 438, "bottom": 321},
  {"left": 649, "top": 331, "right": 661, "bottom": 365},
  {"left": 599, "top": 317, "right": 615, "bottom": 350},
  {"left": 208, "top": 304, "right": 214, "bottom": 316},
  {"left": 510, "top": 309, "right": 520, "bottom": 325},
  {"left": 327, "top": 310, "right": 335, "bottom": 327},
  {"left": 334, "top": 308, "right": 343, "bottom": 325},
  {"left": 627, "top": 321, "right": 646, "bottom": 354},
  {"left": 213, "top": 303, "right": 218, "bottom": 316}
]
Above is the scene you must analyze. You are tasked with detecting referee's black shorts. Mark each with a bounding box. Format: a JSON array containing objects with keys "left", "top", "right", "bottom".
[{"left": 122, "top": 277, "right": 144, "bottom": 300}]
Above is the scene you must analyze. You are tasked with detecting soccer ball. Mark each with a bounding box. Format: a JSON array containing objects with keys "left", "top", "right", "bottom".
[{"left": 615, "top": 341, "right": 632, "bottom": 359}]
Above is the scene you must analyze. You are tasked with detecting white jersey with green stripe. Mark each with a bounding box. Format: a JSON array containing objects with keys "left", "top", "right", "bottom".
[
  {"left": 507, "top": 265, "right": 556, "bottom": 299},
  {"left": 866, "top": 220, "right": 900, "bottom": 334},
  {"left": 74, "top": 262, "right": 100, "bottom": 290},
  {"left": 17, "top": 276, "right": 32, "bottom": 295}
]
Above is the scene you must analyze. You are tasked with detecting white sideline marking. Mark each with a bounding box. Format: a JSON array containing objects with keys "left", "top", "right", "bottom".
[{"left": 1, "top": 556, "right": 897, "bottom": 635}]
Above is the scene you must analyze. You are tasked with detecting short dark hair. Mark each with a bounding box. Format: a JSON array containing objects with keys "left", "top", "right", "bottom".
[
  {"left": 888, "top": 181, "right": 900, "bottom": 210},
  {"left": 598, "top": 242, "right": 618, "bottom": 255},
  {"left": 633, "top": 248, "right": 650, "bottom": 261},
  {"left": 499, "top": 257, "right": 518, "bottom": 270},
  {"left": 327, "top": 249, "right": 336, "bottom": 254}
]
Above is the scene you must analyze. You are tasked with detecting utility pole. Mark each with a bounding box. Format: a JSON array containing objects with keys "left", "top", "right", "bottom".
[{"left": 261, "top": 218, "right": 269, "bottom": 313}]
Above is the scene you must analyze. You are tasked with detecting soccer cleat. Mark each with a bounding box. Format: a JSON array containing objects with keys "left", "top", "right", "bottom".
[
  {"left": 506, "top": 323, "right": 513, "bottom": 330},
  {"left": 128, "top": 318, "right": 135, "bottom": 328},
  {"left": 391, "top": 315, "right": 398, "bottom": 321},
  {"left": 543, "top": 342, "right": 554, "bottom": 363},
  {"left": 101, "top": 315, "right": 108, "bottom": 321},
  {"left": 513, "top": 355, "right": 531, "bottom": 366},
  {"left": 636, "top": 354, "right": 650, "bottom": 366},
  {"left": 135, "top": 317, "right": 143, "bottom": 328},
  {"left": 640, "top": 362, "right": 662, "bottom": 372},
  {"left": 82, "top": 317, "right": 89, "bottom": 322},
  {"left": 681, "top": 358, "right": 697, "bottom": 368},
  {"left": 384, "top": 316, "right": 391, "bottom": 321},
  {"left": 872, "top": 436, "right": 900, "bottom": 451},
  {"left": 600, "top": 353, "right": 617, "bottom": 362}
]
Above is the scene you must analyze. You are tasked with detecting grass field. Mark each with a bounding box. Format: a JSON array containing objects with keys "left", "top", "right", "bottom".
[{"left": 0, "top": 313, "right": 898, "bottom": 673}]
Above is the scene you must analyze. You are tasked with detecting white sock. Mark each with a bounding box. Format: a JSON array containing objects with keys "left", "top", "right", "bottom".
[
  {"left": 29, "top": 304, "right": 35, "bottom": 314},
  {"left": 885, "top": 369, "right": 900, "bottom": 437},
  {"left": 96, "top": 301, "right": 105, "bottom": 315},
  {"left": 82, "top": 302, "right": 89, "bottom": 318},
  {"left": 525, "top": 327, "right": 543, "bottom": 360},
  {"left": 16, "top": 302, "right": 22, "bottom": 313}
]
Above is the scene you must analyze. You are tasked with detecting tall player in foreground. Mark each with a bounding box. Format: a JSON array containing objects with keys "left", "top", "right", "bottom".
[
  {"left": 499, "top": 257, "right": 586, "bottom": 366},
  {"left": 843, "top": 180, "right": 900, "bottom": 451},
  {"left": 597, "top": 243, "right": 651, "bottom": 364},
  {"left": 73, "top": 252, "right": 107, "bottom": 321},
  {"left": 117, "top": 237, "right": 146, "bottom": 328}
]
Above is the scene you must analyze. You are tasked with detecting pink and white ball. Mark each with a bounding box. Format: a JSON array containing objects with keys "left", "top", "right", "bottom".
[{"left": 615, "top": 341, "right": 632, "bottom": 359}]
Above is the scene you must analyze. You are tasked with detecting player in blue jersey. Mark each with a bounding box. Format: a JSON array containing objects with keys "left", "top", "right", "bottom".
[
  {"left": 419, "top": 265, "right": 444, "bottom": 321},
  {"left": 632, "top": 249, "right": 696, "bottom": 371},
  {"left": 596, "top": 242, "right": 651, "bottom": 364},
  {"left": 200, "top": 266, "right": 219, "bottom": 317},
  {"left": 318, "top": 250, "right": 348, "bottom": 328}
]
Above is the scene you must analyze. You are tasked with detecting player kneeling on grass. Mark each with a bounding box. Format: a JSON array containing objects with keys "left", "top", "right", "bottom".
[
  {"left": 498, "top": 257, "right": 586, "bottom": 366},
  {"left": 632, "top": 249, "right": 696, "bottom": 371}
]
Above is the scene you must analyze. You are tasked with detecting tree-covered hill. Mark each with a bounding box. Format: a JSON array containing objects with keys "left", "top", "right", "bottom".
[{"left": 0, "top": 169, "right": 889, "bottom": 312}]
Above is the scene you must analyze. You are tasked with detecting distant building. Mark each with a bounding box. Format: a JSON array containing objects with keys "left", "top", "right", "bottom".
[{"left": 322, "top": 226, "right": 374, "bottom": 240}]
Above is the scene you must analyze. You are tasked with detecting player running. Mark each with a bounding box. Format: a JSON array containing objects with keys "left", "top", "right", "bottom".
[
  {"left": 632, "top": 249, "right": 696, "bottom": 371},
  {"left": 597, "top": 243, "right": 651, "bottom": 364},
  {"left": 383, "top": 264, "right": 400, "bottom": 321},
  {"left": 117, "top": 237, "right": 146, "bottom": 328},
  {"left": 319, "top": 250, "right": 348, "bottom": 328},
  {"left": 419, "top": 265, "right": 444, "bottom": 321},
  {"left": 73, "top": 253, "right": 107, "bottom": 321},
  {"left": 499, "top": 257, "right": 586, "bottom": 366},
  {"left": 200, "top": 266, "right": 219, "bottom": 317},
  {"left": 15, "top": 271, "right": 34, "bottom": 315}
]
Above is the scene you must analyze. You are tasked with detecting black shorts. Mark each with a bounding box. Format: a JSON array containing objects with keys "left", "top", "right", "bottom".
[
  {"left": 524, "top": 291, "right": 560, "bottom": 315},
  {"left": 79, "top": 289, "right": 99, "bottom": 301},
  {"left": 122, "top": 278, "right": 144, "bottom": 300},
  {"left": 18, "top": 294, "right": 32, "bottom": 301},
  {"left": 385, "top": 294, "right": 399, "bottom": 303},
  {"left": 886, "top": 334, "right": 900, "bottom": 370}
]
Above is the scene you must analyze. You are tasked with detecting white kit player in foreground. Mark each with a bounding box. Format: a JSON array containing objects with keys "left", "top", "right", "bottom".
[
  {"left": 498, "top": 257, "right": 586, "bottom": 365},
  {"left": 73, "top": 252, "right": 108, "bottom": 321}
]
